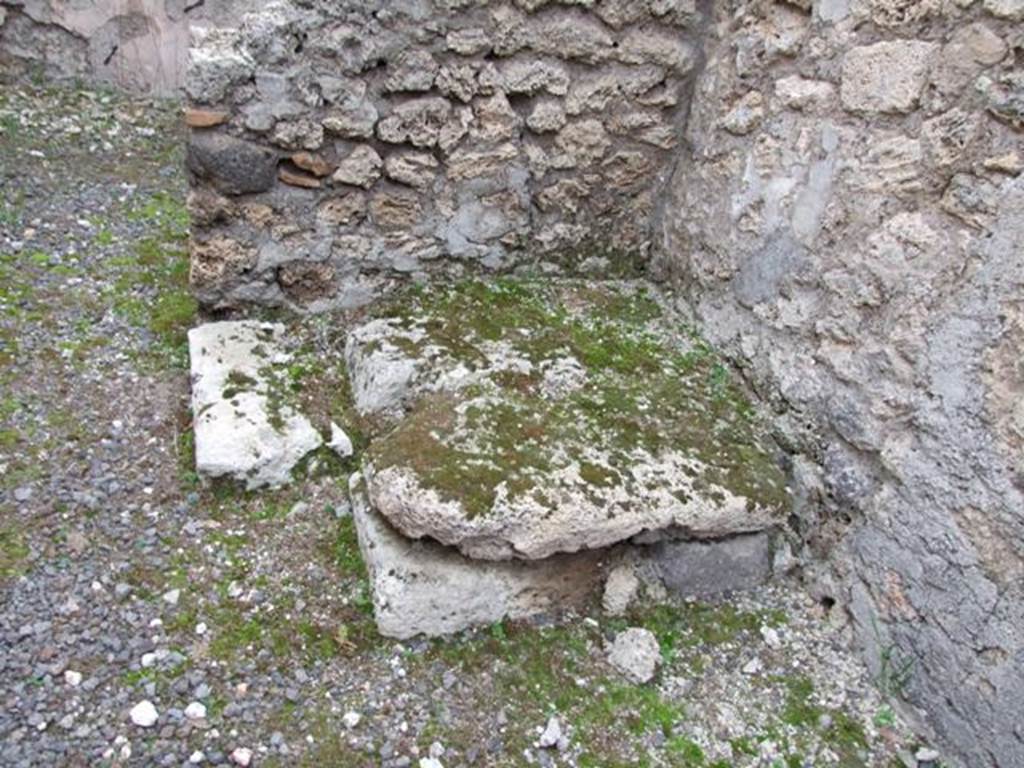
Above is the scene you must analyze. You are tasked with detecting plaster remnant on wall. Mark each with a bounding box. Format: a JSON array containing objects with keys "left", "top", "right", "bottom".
[{"left": 661, "top": 2, "right": 1024, "bottom": 764}]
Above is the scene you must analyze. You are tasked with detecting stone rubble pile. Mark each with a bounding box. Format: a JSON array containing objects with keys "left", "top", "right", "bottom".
[{"left": 189, "top": 280, "right": 793, "bottom": 638}]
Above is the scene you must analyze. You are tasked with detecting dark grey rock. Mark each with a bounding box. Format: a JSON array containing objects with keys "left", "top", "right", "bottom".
[
  {"left": 186, "top": 133, "right": 278, "bottom": 195},
  {"left": 652, "top": 533, "right": 773, "bottom": 598}
]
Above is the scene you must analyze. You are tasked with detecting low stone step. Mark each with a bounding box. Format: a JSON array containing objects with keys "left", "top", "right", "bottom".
[{"left": 347, "top": 279, "right": 791, "bottom": 561}]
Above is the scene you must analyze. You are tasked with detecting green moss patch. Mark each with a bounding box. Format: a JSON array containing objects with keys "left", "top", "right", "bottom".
[{"left": 367, "top": 278, "right": 789, "bottom": 521}]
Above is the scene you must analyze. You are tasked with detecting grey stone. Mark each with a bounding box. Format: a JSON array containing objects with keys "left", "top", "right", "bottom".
[
  {"left": 384, "top": 50, "right": 439, "bottom": 93},
  {"left": 527, "top": 13, "right": 613, "bottom": 63},
  {"left": 344, "top": 319, "right": 425, "bottom": 418},
  {"left": 376, "top": 98, "right": 452, "bottom": 147},
  {"left": 616, "top": 28, "right": 694, "bottom": 72},
  {"left": 446, "top": 28, "right": 491, "bottom": 56},
  {"left": 186, "top": 133, "right": 278, "bottom": 196},
  {"left": 602, "top": 563, "right": 640, "bottom": 616},
  {"left": 322, "top": 100, "right": 379, "bottom": 139},
  {"left": 774, "top": 76, "right": 834, "bottom": 111},
  {"left": 384, "top": 152, "right": 439, "bottom": 189},
  {"left": 721, "top": 91, "right": 765, "bottom": 135},
  {"left": 983, "top": 0, "right": 1024, "bottom": 19},
  {"left": 498, "top": 59, "right": 570, "bottom": 96},
  {"left": 652, "top": 533, "right": 773, "bottom": 597},
  {"left": 607, "top": 628, "right": 660, "bottom": 683},
  {"left": 186, "top": 29, "right": 255, "bottom": 103},
  {"left": 554, "top": 120, "right": 610, "bottom": 167}
]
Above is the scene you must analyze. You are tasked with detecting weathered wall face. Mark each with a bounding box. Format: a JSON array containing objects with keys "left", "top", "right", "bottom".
[
  {"left": 0, "top": 0, "right": 248, "bottom": 94},
  {"left": 183, "top": 0, "right": 706, "bottom": 310},
  {"left": 658, "top": 1, "right": 1023, "bottom": 765}
]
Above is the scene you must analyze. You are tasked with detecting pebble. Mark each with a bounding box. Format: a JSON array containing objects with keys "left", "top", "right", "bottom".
[
  {"left": 538, "top": 716, "right": 561, "bottom": 749},
  {"left": 230, "top": 747, "right": 253, "bottom": 766},
  {"left": 63, "top": 670, "right": 83, "bottom": 687},
  {"left": 162, "top": 589, "right": 181, "bottom": 606},
  {"left": 760, "top": 626, "right": 782, "bottom": 649},
  {"left": 184, "top": 702, "right": 207, "bottom": 720},
  {"left": 342, "top": 711, "right": 361, "bottom": 729},
  {"left": 607, "top": 627, "right": 661, "bottom": 684},
  {"left": 130, "top": 700, "right": 159, "bottom": 728}
]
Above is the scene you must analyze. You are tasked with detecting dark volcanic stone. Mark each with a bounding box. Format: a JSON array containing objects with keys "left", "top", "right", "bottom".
[{"left": 186, "top": 133, "right": 278, "bottom": 195}]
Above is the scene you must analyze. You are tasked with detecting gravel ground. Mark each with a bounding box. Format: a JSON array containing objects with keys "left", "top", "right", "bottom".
[{"left": 0, "top": 78, "right": 940, "bottom": 768}]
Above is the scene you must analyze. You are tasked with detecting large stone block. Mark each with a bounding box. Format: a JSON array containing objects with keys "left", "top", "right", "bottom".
[
  {"left": 350, "top": 476, "right": 605, "bottom": 640},
  {"left": 349, "top": 281, "right": 791, "bottom": 562}
]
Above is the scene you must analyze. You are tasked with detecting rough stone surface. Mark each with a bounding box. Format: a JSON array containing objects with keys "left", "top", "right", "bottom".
[
  {"left": 840, "top": 41, "right": 937, "bottom": 114},
  {"left": 602, "top": 563, "right": 640, "bottom": 616},
  {"left": 184, "top": 0, "right": 709, "bottom": 309},
  {"left": 653, "top": 533, "right": 772, "bottom": 598},
  {"left": 186, "top": 133, "right": 278, "bottom": 196},
  {"left": 350, "top": 281, "right": 789, "bottom": 561},
  {"left": 349, "top": 475, "right": 605, "bottom": 640},
  {"left": 606, "top": 628, "right": 661, "bottom": 684},
  {"left": 188, "top": 321, "right": 322, "bottom": 489},
  {"left": 661, "top": 3, "right": 1024, "bottom": 764}
]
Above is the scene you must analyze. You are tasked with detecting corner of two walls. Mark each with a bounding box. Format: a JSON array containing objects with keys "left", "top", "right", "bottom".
[
  {"left": 12, "top": 0, "right": 1021, "bottom": 763},
  {"left": 659, "top": 1, "right": 1024, "bottom": 765}
]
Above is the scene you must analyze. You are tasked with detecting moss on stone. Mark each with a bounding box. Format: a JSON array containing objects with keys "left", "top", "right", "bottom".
[{"left": 368, "top": 278, "right": 790, "bottom": 520}]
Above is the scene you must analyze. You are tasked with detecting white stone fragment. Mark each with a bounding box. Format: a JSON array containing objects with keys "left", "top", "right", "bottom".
[
  {"left": 342, "top": 711, "right": 361, "bottom": 729},
  {"left": 230, "top": 747, "right": 253, "bottom": 766},
  {"left": 539, "top": 715, "right": 562, "bottom": 748},
  {"left": 840, "top": 41, "right": 937, "bottom": 114},
  {"left": 983, "top": 0, "right": 1024, "bottom": 20},
  {"left": 188, "top": 321, "right": 322, "bottom": 489},
  {"left": 129, "top": 700, "right": 158, "bottom": 728},
  {"left": 760, "top": 625, "right": 782, "bottom": 649},
  {"left": 184, "top": 702, "right": 207, "bottom": 720},
  {"left": 328, "top": 422, "right": 355, "bottom": 458},
  {"left": 602, "top": 563, "right": 640, "bottom": 616}
]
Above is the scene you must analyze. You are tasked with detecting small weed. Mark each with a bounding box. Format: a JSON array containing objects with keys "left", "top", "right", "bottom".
[{"left": 874, "top": 618, "right": 915, "bottom": 700}]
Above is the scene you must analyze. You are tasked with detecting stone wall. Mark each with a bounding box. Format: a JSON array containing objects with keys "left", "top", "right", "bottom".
[
  {"left": 658, "top": 1, "right": 1023, "bottom": 766},
  {"left": 183, "top": 0, "right": 706, "bottom": 310},
  {"left": 0, "top": 0, "right": 248, "bottom": 94}
]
